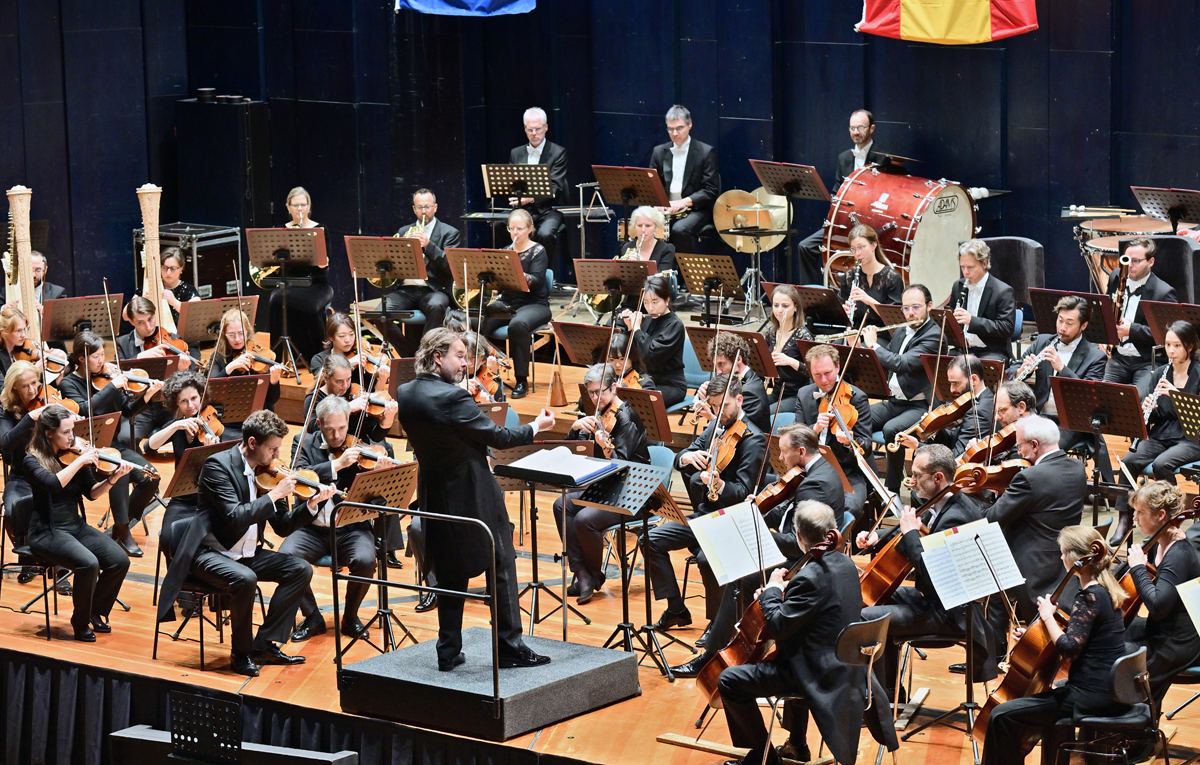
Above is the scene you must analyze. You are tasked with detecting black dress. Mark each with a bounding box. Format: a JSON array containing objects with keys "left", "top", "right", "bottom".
[
  {"left": 0, "top": 407, "right": 34, "bottom": 514},
  {"left": 616, "top": 240, "right": 677, "bottom": 310},
  {"left": 155, "top": 423, "right": 206, "bottom": 554},
  {"left": 1126, "top": 539, "right": 1200, "bottom": 706},
  {"left": 838, "top": 265, "right": 904, "bottom": 328},
  {"left": 765, "top": 325, "right": 814, "bottom": 412},
  {"left": 629, "top": 312, "right": 686, "bottom": 407},
  {"left": 481, "top": 242, "right": 552, "bottom": 381}
]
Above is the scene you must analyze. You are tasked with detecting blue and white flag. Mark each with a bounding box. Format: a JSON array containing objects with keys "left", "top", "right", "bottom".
[{"left": 396, "top": 0, "right": 535, "bottom": 16}]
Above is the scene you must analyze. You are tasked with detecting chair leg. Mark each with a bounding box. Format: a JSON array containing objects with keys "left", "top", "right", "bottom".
[
  {"left": 152, "top": 546, "right": 162, "bottom": 606},
  {"left": 1166, "top": 690, "right": 1200, "bottom": 719},
  {"left": 256, "top": 586, "right": 267, "bottom": 620},
  {"left": 42, "top": 567, "right": 50, "bottom": 641},
  {"left": 198, "top": 594, "right": 205, "bottom": 670},
  {"left": 762, "top": 697, "right": 780, "bottom": 765}
]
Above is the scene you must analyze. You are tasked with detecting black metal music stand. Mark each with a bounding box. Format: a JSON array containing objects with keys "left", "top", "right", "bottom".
[
  {"left": 386, "top": 357, "right": 417, "bottom": 399},
  {"left": 926, "top": 308, "right": 972, "bottom": 350},
  {"left": 551, "top": 320, "right": 618, "bottom": 366},
  {"left": 492, "top": 441, "right": 596, "bottom": 637},
  {"left": 796, "top": 339, "right": 891, "bottom": 399},
  {"left": 1131, "top": 186, "right": 1200, "bottom": 234},
  {"left": 675, "top": 253, "right": 741, "bottom": 327},
  {"left": 615, "top": 387, "right": 673, "bottom": 445},
  {"left": 1171, "top": 389, "right": 1200, "bottom": 446},
  {"left": 446, "top": 246, "right": 530, "bottom": 361},
  {"left": 177, "top": 296, "right": 259, "bottom": 346},
  {"left": 919, "top": 354, "right": 1006, "bottom": 402},
  {"left": 202, "top": 375, "right": 270, "bottom": 423},
  {"left": 332, "top": 461, "right": 421, "bottom": 657},
  {"left": 750, "top": 160, "right": 831, "bottom": 285},
  {"left": 245, "top": 227, "right": 328, "bottom": 374},
  {"left": 573, "top": 258, "right": 657, "bottom": 322},
  {"left": 1053, "top": 377, "right": 1146, "bottom": 525},
  {"left": 684, "top": 326, "right": 778, "bottom": 379},
  {"left": 591, "top": 166, "right": 670, "bottom": 238},
  {"left": 575, "top": 461, "right": 677, "bottom": 675},
  {"left": 1028, "top": 288, "right": 1118, "bottom": 346},
  {"left": 40, "top": 294, "right": 124, "bottom": 342},
  {"left": 118, "top": 357, "right": 179, "bottom": 382},
  {"left": 483, "top": 163, "right": 554, "bottom": 203},
  {"left": 791, "top": 285, "right": 852, "bottom": 334},
  {"left": 346, "top": 235, "right": 426, "bottom": 351},
  {"left": 1140, "top": 301, "right": 1200, "bottom": 347},
  {"left": 169, "top": 691, "right": 241, "bottom": 765}
]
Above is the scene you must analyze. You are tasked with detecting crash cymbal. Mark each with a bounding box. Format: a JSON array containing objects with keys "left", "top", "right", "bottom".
[
  {"left": 729, "top": 202, "right": 784, "bottom": 212},
  {"left": 714, "top": 188, "right": 792, "bottom": 253}
]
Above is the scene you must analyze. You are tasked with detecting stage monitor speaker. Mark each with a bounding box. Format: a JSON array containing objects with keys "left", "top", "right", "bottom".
[{"left": 176, "top": 98, "right": 271, "bottom": 231}]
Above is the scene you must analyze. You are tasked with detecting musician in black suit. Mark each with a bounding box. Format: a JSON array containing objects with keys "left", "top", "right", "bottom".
[
  {"left": 508, "top": 107, "right": 568, "bottom": 263},
  {"left": 948, "top": 239, "right": 1017, "bottom": 362},
  {"left": 864, "top": 284, "right": 945, "bottom": 492},
  {"left": 649, "top": 105, "right": 718, "bottom": 254},
  {"left": 31, "top": 251, "right": 66, "bottom": 306},
  {"left": 645, "top": 374, "right": 766, "bottom": 632},
  {"left": 118, "top": 296, "right": 200, "bottom": 447},
  {"left": 716, "top": 500, "right": 873, "bottom": 765},
  {"left": 157, "top": 410, "right": 332, "bottom": 677},
  {"left": 1105, "top": 238, "right": 1178, "bottom": 399},
  {"left": 671, "top": 422, "right": 844, "bottom": 678},
  {"left": 983, "top": 415, "right": 1088, "bottom": 623},
  {"left": 795, "top": 344, "right": 872, "bottom": 520},
  {"left": 395, "top": 328, "right": 557, "bottom": 670},
  {"left": 899, "top": 353, "right": 994, "bottom": 458},
  {"left": 695, "top": 333, "right": 771, "bottom": 434},
  {"left": 859, "top": 445, "right": 996, "bottom": 692},
  {"left": 386, "top": 188, "right": 461, "bottom": 341}
]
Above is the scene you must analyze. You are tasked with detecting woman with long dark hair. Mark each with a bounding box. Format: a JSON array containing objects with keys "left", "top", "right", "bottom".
[
  {"left": 838, "top": 223, "right": 904, "bottom": 329},
  {"left": 620, "top": 275, "right": 686, "bottom": 407}
]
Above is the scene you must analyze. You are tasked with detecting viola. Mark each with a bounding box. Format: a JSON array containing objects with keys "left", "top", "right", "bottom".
[
  {"left": 13, "top": 342, "right": 69, "bottom": 375},
  {"left": 232, "top": 341, "right": 296, "bottom": 378},
  {"left": 31, "top": 383, "right": 80, "bottom": 414},
  {"left": 347, "top": 383, "right": 394, "bottom": 418},
  {"left": 1115, "top": 498, "right": 1200, "bottom": 625},
  {"left": 697, "top": 528, "right": 841, "bottom": 708},
  {"left": 960, "top": 421, "right": 1018, "bottom": 464},
  {"left": 955, "top": 458, "right": 1031, "bottom": 495},
  {"left": 818, "top": 381, "right": 859, "bottom": 440},
  {"left": 887, "top": 391, "right": 974, "bottom": 453},
  {"left": 972, "top": 539, "right": 1110, "bottom": 744},
  {"left": 751, "top": 466, "right": 804, "bottom": 516},
  {"left": 254, "top": 458, "right": 344, "bottom": 501},
  {"left": 58, "top": 437, "right": 159, "bottom": 478}
]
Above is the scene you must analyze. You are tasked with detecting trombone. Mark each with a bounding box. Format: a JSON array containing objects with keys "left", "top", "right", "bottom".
[{"left": 816, "top": 319, "right": 921, "bottom": 343}]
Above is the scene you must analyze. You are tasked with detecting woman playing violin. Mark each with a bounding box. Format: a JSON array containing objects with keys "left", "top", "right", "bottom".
[
  {"left": 309, "top": 312, "right": 391, "bottom": 393},
  {"left": 209, "top": 308, "right": 284, "bottom": 442},
  {"left": 58, "top": 330, "right": 162, "bottom": 557},
  {"left": 620, "top": 275, "right": 686, "bottom": 408},
  {"left": 552, "top": 363, "right": 650, "bottom": 604},
  {"left": 1123, "top": 482, "right": 1200, "bottom": 711},
  {"left": 0, "top": 362, "right": 49, "bottom": 544},
  {"left": 23, "top": 404, "right": 131, "bottom": 642},
  {"left": 146, "top": 371, "right": 218, "bottom": 555},
  {"left": 461, "top": 331, "right": 506, "bottom": 403},
  {"left": 302, "top": 354, "right": 397, "bottom": 440},
  {"left": 119, "top": 296, "right": 198, "bottom": 447},
  {"left": 981, "top": 526, "right": 1129, "bottom": 765},
  {"left": 0, "top": 305, "right": 45, "bottom": 378},
  {"left": 765, "top": 285, "right": 812, "bottom": 415}
]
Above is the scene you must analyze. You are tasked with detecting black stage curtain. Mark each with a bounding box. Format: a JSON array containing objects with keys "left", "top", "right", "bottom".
[{"left": 0, "top": 647, "right": 595, "bottom": 765}]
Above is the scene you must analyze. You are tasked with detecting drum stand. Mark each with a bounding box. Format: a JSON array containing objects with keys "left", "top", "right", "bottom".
[{"left": 737, "top": 234, "right": 769, "bottom": 324}]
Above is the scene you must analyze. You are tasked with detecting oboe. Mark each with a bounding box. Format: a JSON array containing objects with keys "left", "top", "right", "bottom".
[{"left": 1142, "top": 365, "right": 1174, "bottom": 423}]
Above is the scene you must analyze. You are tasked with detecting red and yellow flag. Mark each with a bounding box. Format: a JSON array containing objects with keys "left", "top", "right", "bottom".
[{"left": 857, "top": 0, "right": 1038, "bottom": 45}]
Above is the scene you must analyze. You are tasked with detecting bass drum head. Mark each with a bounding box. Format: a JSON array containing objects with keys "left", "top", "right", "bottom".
[{"left": 908, "top": 184, "right": 975, "bottom": 305}]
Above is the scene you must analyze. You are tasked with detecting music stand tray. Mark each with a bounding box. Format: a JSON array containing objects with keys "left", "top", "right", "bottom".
[
  {"left": 684, "top": 326, "right": 778, "bottom": 379},
  {"left": 1171, "top": 390, "right": 1200, "bottom": 445},
  {"left": 245, "top": 226, "right": 328, "bottom": 373},
  {"left": 1131, "top": 186, "right": 1200, "bottom": 233},
  {"left": 591, "top": 166, "right": 670, "bottom": 209},
  {"left": 1028, "top": 289, "right": 1118, "bottom": 346},
  {"left": 346, "top": 235, "right": 425, "bottom": 280},
  {"left": 119, "top": 357, "right": 179, "bottom": 382},
  {"left": 793, "top": 286, "right": 852, "bottom": 330},
  {"left": 1140, "top": 301, "right": 1200, "bottom": 346},
  {"left": 74, "top": 414, "right": 121, "bottom": 450},
  {"left": 492, "top": 442, "right": 594, "bottom": 494},
  {"left": 920, "top": 354, "right": 1005, "bottom": 402},
  {"left": 483, "top": 164, "right": 554, "bottom": 201},
  {"left": 574, "top": 258, "right": 656, "bottom": 302},
  {"left": 675, "top": 252, "right": 740, "bottom": 299},
  {"left": 616, "top": 387, "right": 673, "bottom": 445},
  {"left": 871, "top": 303, "right": 908, "bottom": 328},
  {"left": 387, "top": 357, "right": 417, "bottom": 399},
  {"left": 446, "top": 248, "right": 530, "bottom": 296},
  {"left": 797, "top": 339, "right": 891, "bottom": 399},
  {"left": 41, "top": 294, "right": 124, "bottom": 342},
  {"left": 749, "top": 160, "right": 831, "bottom": 202},
  {"left": 479, "top": 401, "right": 509, "bottom": 427},
  {"left": 203, "top": 375, "right": 270, "bottom": 423},
  {"left": 163, "top": 441, "right": 238, "bottom": 499},
  {"left": 927, "top": 308, "right": 971, "bottom": 350},
  {"left": 177, "top": 296, "right": 259, "bottom": 345},
  {"left": 551, "top": 321, "right": 616, "bottom": 366}
]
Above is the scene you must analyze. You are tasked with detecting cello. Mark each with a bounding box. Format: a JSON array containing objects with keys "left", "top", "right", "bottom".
[{"left": 696, "top": 528, "right": 842, "bottom": 708}]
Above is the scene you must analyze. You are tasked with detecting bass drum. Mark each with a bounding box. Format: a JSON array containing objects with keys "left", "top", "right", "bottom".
[{"left": 823, "top": 167, "right": 976, "bottom": 304}]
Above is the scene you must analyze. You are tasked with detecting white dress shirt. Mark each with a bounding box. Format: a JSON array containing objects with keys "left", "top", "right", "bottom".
[
  {"left": 963, "top": 272, "right": 990, "bottom": 349},
  {"left": 204, "top": 449, "right": 260, "bottom": 561},
  {"left": 876, "top": 325, "right": 922, "bottom": 401},
  {"left": 851, "top": 140, "right": 874, "bottom": 171},
  {"left": 1116, "top": 273, "right": 1149, "bottom": 357},
  {"left": 525, "top": 142, "right": 544, "bottom": 164},
  {"left": 669, "top": 138, "right": 691, "bottom": 200},
  {"left": 1033, "top": 448, "right": 1058, "bottom": 467},
  {"left": 1040, "top": 334, "right": 1081, "bottom": 417},
  {"left": 401, "top": 215, "right": 438, "bottom": 288}
]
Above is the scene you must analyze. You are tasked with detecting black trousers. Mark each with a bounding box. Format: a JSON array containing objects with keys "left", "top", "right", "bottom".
[
  {"left": 385, "top": 286, "right": 452, "bottom": 349},
  {"left": 531, "top": 209, "right": 564, "bottom": 266},
  {"left": 871, "top": 398, "right": 926, "bottom": 492},
  {"left": 552, "top": 490, "right": 628, "bottom": 584},
  {"left": 278, "top": 522, "right": 376, "bottom": 621},
  {"left": 134, "top": 404, "right": 175, "bottom": 451},
  {"left": 406, "top": 516, "right": 436, "bottom": 587},
  {"left": 29, "top": 517, "right": 129, "bottom": 624},
  {"left": 189, "top": 547, "right": 312, "bottom": 654},
  {"left": 108, "top": 447, "right": 159, "bottom": 527},
  {"left": 1056, "top": 422, "right": 1114, "bottom": 483},
  {"left": 795, "top": 228, "right": 826, "bottom": 286},
  {"left": 718, "top": 661, "right": 809, "bottom": 765},
  {"left": 434, "top": 522, "right": 526, "bottom": 665},
  {"left": 1104, "top": 353, "right": 1154, "bottom": 400},
  {"left": 160, "top": 496, "right": 198, "bottom": 557},
  {"left": 668, "top": 209, "right": 710, "bottom": 255},
  {"left": 644, "top": 516, "right": 719, "bottom": 614},
  {"left": 3, "top": 478, "right": 31, "bottom": 544},
  {"left": 982, "top": 685, "right": 1127, "bottom": 765},
  {"left": 482, "top": 303, "right": 552, "bottom": 380},
  {"left": 1115, "top": 437, "right": 1200, "bottom": 514},
  {"left": 653, "top": 380, "right": 686, "bottom": 409}
]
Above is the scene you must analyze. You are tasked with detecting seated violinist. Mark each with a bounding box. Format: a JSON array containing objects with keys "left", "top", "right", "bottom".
[
  {"left": 303, "top": 354, "right": 397, "bottom": 439},
  {"left": 858, "top": 444, "right": 995, "bottom": 694},
  {"left": 552, "top": 363, "right": 650, "bottom": 604},
  {"left": 157, "top": 410, "right": 336, "bottom": 677},
  {"left": 1123, "top": 482, "right": 1200, "bottom": 713},
  {"left": 309, "top": 312, "right": 391, "bottom": 393},
  {"left": 645, "top": 374, "right": 766, "bottom": 633},
  {"left": 118, "top": 296, "right": 198, "bottom": 446},
  {"left": 695, "top": 334, "right": 770, "bottom": 434},
  {"left": 980, "top": 526, "right": 1129, "bottom": 765},
  {"left": 208, "top": 308, "right": 284, "bottom": 443},
  {"left": 671, "top": 422, "right": 843, "bottom": 682},
  {"left": 0, "top": 306, "right": 46, "bottom": 379},
  {"left": 283, "top": 396, "right": 393, "bottom": 642},
  {"left": 590, "top": 331, "right": 654, "bottom": 392},
  {"left": 898, "top": 353, "right": 993, "bottom": 460},
  {"left": 461, "top": 331, "right": 506, "bottom": 403},
  {"left": 977, "top": 380, "right": 1035, "bottom": 463},
  {"left": 59, "top": 331, "right": 163, "bottom": 557}
]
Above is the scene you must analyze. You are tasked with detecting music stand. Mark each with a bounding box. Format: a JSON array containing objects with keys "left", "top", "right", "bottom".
[
  {"left": 479, "top": 401, "right": 508, "bottom": 427},
  {"left": 575, "top": 461, "right": 685, "bottom": 677},
  {"left": 346, "top": 235, "right": 426, "bottom": 352},
  {"left": 1053, "top": 377, "right": 1146, "bottom": 525},
  {"left": 1028, "top": 289, "right": 1119, "bottom": 346},
  {"left": 73, "top": 414, "right": 121, "bottom": 450},
  {"left": 163, "top": 442, "right": 238, "bottom": 499},
  {"left": 920, "top": 354, "right": 1005, "bottom": 402},
  {"left": 1140, "top": 301, "right": 1200, "bottom": 346},
  {"left": 749, "top": 159, "right": 830, "bottom": 284},
  {"left": 386, "top": 357, "right": 417, "bottom": 399},
  {"left": 675, "top": 253, "right": 741, "bottom": 327},
  {"left": 793, "top": 285, "right": 852, "bottom": 333},
  {"left": 926, "top": 308, "right": 971, "bottom": 350},
  {"left": 202, "top": 375, "right": 270, "bottom": 422},
  {"left": 1171, "top": 390, "right": 1200, "bottom": 447},
  {"left": 332, "top": 462, "right": 421, "bottom": 657},
  {"left": 591, "top": 166, "right": 669, "bottom": 234},
  {"left": 118, "top": 357, "right": 179, "bottom": 383},
  {"left": 551, "top": 320, "right": 616, "bottom": 366},
  {"left": 574, "top": 259, "right": 657, "bottom": 320},
  {"left": 1131, "top": 186, "right": 1200, "bottom": 234},
  {"left": 492, "top": 441, "right": 596, "bottom": 637},
  {"left": 245, "top": 227, "right": 328, "bottom": 374},
  {"left": 41, "top": 294, "right": 124, "bottom": 342},
  {"left": 870, "top": 303, "right": 908, "bottom": 329},
  {"left": 796, "top": 339, "right": 891, "bottom": 399},
  {"left": 684, "top": 326, "right": 778, "bottom": 379},
  {"left": 446, "top": 247, "right": 530, "bottom": 366},
  {"left": 483, "top": 163, "right": 554, "bottom": 203},
  {"left": 177, "top": 296, "right": 259, "bottom": 345},
  {"left": 616, "top": 387, "right": 673, "bottom": 445}
]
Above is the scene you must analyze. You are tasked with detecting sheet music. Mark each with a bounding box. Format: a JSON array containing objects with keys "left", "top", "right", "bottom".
[
  {"left": 921, "top": 521, "right": 1024, "bottom": 610},
  {"left": 1178, "top": 578, "right": 1200, "bottom": 636},
  {"left": 921, "top": 546, "right": 971, "bottom": 611},
  {"left": 505, "top": 446, "right": 617, "bottom": 483},
  {"left": 691, "top": 501, "right": 787, "bottom": 586}
]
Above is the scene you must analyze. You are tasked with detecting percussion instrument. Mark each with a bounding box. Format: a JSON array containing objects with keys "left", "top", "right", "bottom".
[{"left": 713, "top": 187, "right": 792, "bottom": 253}]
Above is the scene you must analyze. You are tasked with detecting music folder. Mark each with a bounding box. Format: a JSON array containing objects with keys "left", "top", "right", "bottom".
[
  {"left": 689, "top": 501, "right": 787, "bottom": 587},
  {"left": 920, "top": 520, "right": 1024, "bottom": 610},
  {"left": 492, "top": 445, "right": 622, "bottom": 489}
]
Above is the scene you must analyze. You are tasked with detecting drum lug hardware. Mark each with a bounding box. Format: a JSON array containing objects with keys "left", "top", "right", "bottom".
[
  {"left": 912, "top": 193, "right": 923, "bottom": 199},
  {"left": 975, "top": 226, "right": 982, "bottom": 233},
  {"left": 842, "top": 200, "right": 855, "bottom": 206},
  {"left": 900, "top": 213, "right": 912, "bottom": 220}
]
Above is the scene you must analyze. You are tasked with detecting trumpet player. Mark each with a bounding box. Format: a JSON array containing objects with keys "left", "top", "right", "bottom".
[
  {"left": 1104, "top": 238, "right": 1176, "bottom": 400},
  {"left": 1111, "top": 320, "right": 1200, "bottom": 543},
  {"left": 387, "top": 188, "right": 461, "bottom": 341}
]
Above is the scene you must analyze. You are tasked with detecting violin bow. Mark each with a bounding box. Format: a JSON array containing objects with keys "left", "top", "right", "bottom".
[
  {"left": 928, "top": 309, "right": 949, "bottom": 414},
  {"left": 348, "top": 265, "right": 378, "bottom": 444},
  {"left": 752, "top": 385, "right": 787, "bottom": 496},
  {"left": 614, "top": 283, "right": 648, "bottom": 388},
  {"left": 293, "top": 365, "right": 326, "bottom": 472}
]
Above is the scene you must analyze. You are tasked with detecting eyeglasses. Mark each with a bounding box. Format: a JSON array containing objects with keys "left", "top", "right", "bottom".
[
  {"left": 851, "top": 243, "right": 872, "bottom": 253},
  {"left": 414, "top": 204, "right": 436, "bottom": 211},
  {"left": 584, "top": 387, "right": 610, "bottom": 399},
  {"left": 901, "top": 304, "right": 925, "bottom": 312},
  {"left": 226, "top": 331, "right": 246, "bottom": 340},
  {"left": 666, "top": 125, "right": 689, "bottom": 134},
  {"left": 162, "top": 265, "right": 182, "bottom": 273},
  {"left": 1127, "top": 257, "right": 1149, "bottom": 264},
  {"left": 848, "top": 125, "right": 870, "bottom": 133}
]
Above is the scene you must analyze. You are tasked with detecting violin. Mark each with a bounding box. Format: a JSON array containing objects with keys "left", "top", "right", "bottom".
[
  {"left": 960, "top": 421, "right": 1018, "bottom": 464},
  {"left": 954, "top": 458, "right": 1031, "bottom": 494},
  {"left": 818, "top": 381, "right": 859, "bottom": 441},
  {"left": 697, "top": 528, "right": 841, "bottom": 708},
  {"left": 196, "top": 405, "right": 224, "bottom": 444},
  {"left": 142, "top": 326, "right": 191, "bottom": 358},
  {"left": 349, "top": 341, "right": 394, "bottom": 376},
  {"left": 471, "top": 364, "right": 500, "bottom": 403},
  {"left": 330, "top": 435, "right": 403, "bottom": 470},
  {"left": 706, "top": 418, "right": 748, "bottom": 502},
  {"left": 972, "top": 539, "right": 1110, "bottom": 744},
  {"left": 887, "top": 391, "right": 974, "bottom": 452},
  {"left": 751, "top": 466, "right": 804, "bottom": 515},
  {"left": 232, "top": 341, "right": 296, "bottom": 377},
  {"left": 620, "top": 368, "right": 642, "bottom": 391},
  {"left": 58, "top": 437, "right": 159, "bottom": 478},
  {"left": 347, "top": 383, "right": 395, "bottom": 418},
  {"left": 31, "top": 383, "right": 80, "bottom": 414},
  {"left": 593, "top": 402, "right": 620, "bottom": 460},
  {"left": 254, "top": 458, "right": 344, "bottom": 501},
  {"left": 1115, "top": 498, "right": 1200, "bottom": 624},
  {"left": 92, "top": 364, "right": 162, "bottom": 395},
  {"left": 13, "top": 342, "right": 69, "bottom": 375}
]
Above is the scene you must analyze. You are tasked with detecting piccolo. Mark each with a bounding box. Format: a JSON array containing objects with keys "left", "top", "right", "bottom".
[{"left": 816, "top": 319, "right": 922, "bottom": 343}]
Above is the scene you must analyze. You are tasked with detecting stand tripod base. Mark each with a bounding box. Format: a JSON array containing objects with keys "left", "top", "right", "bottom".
[
  {"left": 901, "top": 700, "right": 980, "bottom": 764},
  {"left": 517, "top": 581, "right": 592, "bottom": 635},
  {"left": 272, "top": 334, "right": 305, "bottom": 373},
  {"left": 338, "top": 608, "right": 419, "bottom": 660},
  {"left": 603, "top": 623, "right": 696, "bottom": 682}
]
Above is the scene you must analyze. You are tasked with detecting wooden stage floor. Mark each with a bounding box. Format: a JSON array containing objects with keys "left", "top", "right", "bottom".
[{"left": 4, "top": 360, "right": 1200, "bottom": 765}]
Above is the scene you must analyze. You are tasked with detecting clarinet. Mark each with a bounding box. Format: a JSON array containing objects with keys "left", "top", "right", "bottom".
[
  {"left": 845, "top": 265, "right": 862, "bottom": 319},
  {"left": 955, "top": 277, "right": 969, "bottom": 311}
]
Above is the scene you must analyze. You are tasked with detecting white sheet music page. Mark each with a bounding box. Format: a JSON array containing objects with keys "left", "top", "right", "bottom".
[
  {"left": 921, "top": 521, "right": 1024, "bottom": 610},
  {"left": 691, "top": 501, "right": 786, "bottom": 586}
]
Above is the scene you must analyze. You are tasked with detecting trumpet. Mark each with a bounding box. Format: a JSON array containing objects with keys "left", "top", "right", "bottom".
[{"left": 816, "top": 319, "right": 922, "bottom": 343}]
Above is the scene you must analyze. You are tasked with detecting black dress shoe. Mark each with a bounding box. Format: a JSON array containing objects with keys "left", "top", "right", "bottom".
[
  {"left": 17, "top": 568, "right": 35, "bottom": 584},
  {"left": 438, "top": 652, "right": 466, "bottom": 672},
  {"left": 231, "top": 652, "right": 260, "bottom": 677},
  {"left": 112, "top": 526, "right": 144, "bottom": 558},
  {"left": 341, "top": 617, "right": 370, "bottom": 641},
  {"left": 71, "top": 619, "right": 96, "bottom": 642},
  {"left": 253, "top": 644, "right": 307, "bottom": 666},
  {"left": 290, "top": 614, "right": 327, "bottom": 642},
  {"left": 499, "top": 646, "right": 551, "bottom": 668},
  {"left": 386, "top": 552, "right": 404, "bottom": 569},
  {"left": 566, "top": 576, "right": 580, "bottom": 597},
  {"left": 651, "top": 608, "right": 692, "bottom": 632},
  {"left": 56, "top": 578, "right": 73, "bottom": 596},
  {"left": 511, "top": 382, "right": 529, "bottom": 399},
  {"left": 695, "top": 623, "right": 712, "bottom": 648},
  {"left": 949, "top": 662, "right": 966, "bottom": 675},
  {"left": 415, "top": 591, "right": 438, "bottom": 612},
  {"left": 90, "top": 615, "right": 112, "bottom": 634},
  {"left": 669, "top": 655, "right": 709, "bottom": 678}
]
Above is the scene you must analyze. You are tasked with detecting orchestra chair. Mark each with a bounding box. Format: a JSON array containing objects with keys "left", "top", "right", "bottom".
[
  {"left": 0, "top": 496, "right": 60, "bottom": 640},
  {"left": 981, "top": 236, "right": 1044, "bottom": 311},
  {"left": 770, "top": 412, "right": 796, "bottom": 434},
  {"left": 669, "top": 333, "right": 707, "bottom": 423},
  {"left": 760, "top": 614, "right": 896, "bottom": 765},
  {"left": 486, "top": 268, "right": 553, "bottom": 392},
  {"left": 601, "top": 445, "right": 673, "bottom": 576},
  {"left": 1164, "top": 665, "right": 1200, "bottom": 720},
  {"left": 1052, "top": 647, "right": 1166, "bottom": 765}
]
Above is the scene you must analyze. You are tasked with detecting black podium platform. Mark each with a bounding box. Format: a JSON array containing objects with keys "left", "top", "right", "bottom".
[{"left": 339, "top": 626, "right": 640, "bottom": 741}]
